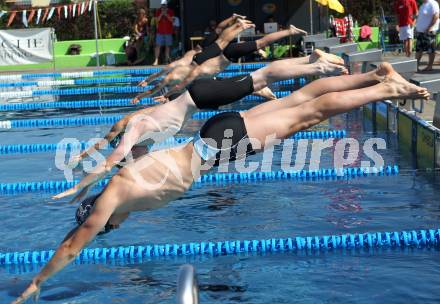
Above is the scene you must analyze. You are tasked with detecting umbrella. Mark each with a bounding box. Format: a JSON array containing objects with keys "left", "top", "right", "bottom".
[{"left": 315, "top": 0, "right": 345, "bottom": 14}]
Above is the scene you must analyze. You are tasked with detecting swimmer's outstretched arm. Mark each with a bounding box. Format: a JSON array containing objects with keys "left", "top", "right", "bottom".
[
  {"left": 70, "top": 118, "right": 128, "bottom": 166},
  {"left": 55, "top": 109, "right": 156, "bottom": 200},
  {"left": 13, "top": 193, "right": 118, "bottom": 304}
]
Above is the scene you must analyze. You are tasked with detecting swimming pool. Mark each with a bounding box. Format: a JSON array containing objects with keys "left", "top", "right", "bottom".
[{"left": 1, "top": 68, "right": 439, "bottom": 303}]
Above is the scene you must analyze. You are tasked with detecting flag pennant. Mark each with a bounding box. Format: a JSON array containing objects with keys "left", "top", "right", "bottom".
[
  {"left": 56, "top": 6, "right": 61, "bottom": 20},
  {"left": 22, "top": 10, "right": 28, "bottom": 27},
  {"left": 41, "top": 8, "right": 49, "bottom": 23},
  {"left": 47, "top": 7, "right": 55, "bottom": 22},
  {"left": 64, "top": 5, "right": 68, "bottom": 19},
  {"left": 36, "top": 8, "right": 42, "bottom": 24},
  {"left": 72, "top": 4, "right": 77, "bottom": 17},
  {"left": 80, "top": 2, "right": 85, "bottom": 15},
  {"left": 27, "top": 9, "right": 35, "bottom": 23},
  {"left": 7, "top": 11, "right": 16, "bottom": 27},
  {"left": 88, "top": 1, "right": 93, "bottom": 12}
]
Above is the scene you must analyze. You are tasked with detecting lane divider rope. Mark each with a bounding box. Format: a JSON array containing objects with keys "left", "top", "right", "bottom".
[
  {"left": 0, "top": 91, "right": 291, "bottom": 112},
  {"left": 0, "top": 64, "right": 268, "bottom": 82},
  {"left": 0, "top": 74, "right": 305, "bottom": 88},
  {"left": 0, "top": 78, "right": 300, "bottom": 99},
  {"left": 0, "top": 165, "right": 399, "bottom": 194},
  {"left": 5, "top": 226, "right": 438, "bottom": 267}
]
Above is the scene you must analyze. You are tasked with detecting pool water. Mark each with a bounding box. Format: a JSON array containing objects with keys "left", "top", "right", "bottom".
[{"left": 1, "top": 74, "right": 440, "bottom": 303}]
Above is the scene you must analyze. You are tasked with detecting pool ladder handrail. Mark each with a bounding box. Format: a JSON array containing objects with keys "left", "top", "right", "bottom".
[{"left": 177, "top": 264, "right": 199, "bottom": 304}]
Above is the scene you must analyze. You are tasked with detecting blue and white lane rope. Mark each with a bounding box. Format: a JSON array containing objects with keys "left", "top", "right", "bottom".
[
  {"left": 0, "top": 74, "right": 305, "bottom": 88},
  {"left": 2, "top": 108, "right": 314, "bottom": 128},
  {"left": 1, "top": 227, "right": 435, "bottom": 266},
  {"left": 0, "top": 166, "right": 399, "bottom": 194},
  {"left": 0, "top": 91, "right": 292, "bottom": 112},
  {"left": 0, "top": 130, "right": 347, "bottom": 155},
  {"left": 0, "top": 64, "right": 268, "bottom": 82},
  {"left": 0, "top": 85, "right": 151, "bottom": 99},
  {"left": 0, "top": 78, "right": 300, "bottom": 99}
]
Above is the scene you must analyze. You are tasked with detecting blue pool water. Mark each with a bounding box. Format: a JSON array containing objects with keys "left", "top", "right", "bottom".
[{"left": 1, "top": 73, "right": 440, "bottom": 303}]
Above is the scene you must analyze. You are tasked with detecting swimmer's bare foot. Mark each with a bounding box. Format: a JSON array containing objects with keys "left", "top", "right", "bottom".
[
  {"left": 257, "top": 49, "right": 268, "bottom": 59},
  {"left": 289, "top": 25, "right": 308, "bottom": 36},
  {"left": 374, "top": 62, "right": 394, "bottom": 79},
  {"left": 383, "top": 66, "right": 429, "bottom": 100},
  {"left": 253, "top": 87, "right": 277, "bottom": 100},
  {"left": 152, "top": 59, "right": 159, "bottom": 66},
  {"left": 309, "top": 49, "right": 345, "bottom": 66},
  {"left": 315, "top": 61, "right": 349, "bottom": 76},
  {"left": 237, "top": 18, "right": 255, "bottom": 30}
]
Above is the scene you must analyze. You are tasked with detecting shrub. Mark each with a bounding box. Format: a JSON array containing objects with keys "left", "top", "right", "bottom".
[{"left": 0, "top": 0, "right": 137, "bottom": 41}]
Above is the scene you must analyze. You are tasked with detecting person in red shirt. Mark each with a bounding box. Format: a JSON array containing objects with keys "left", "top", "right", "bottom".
[
  {"left": 395, "top": 0, "right": 419, "bottom": 57},
  {"left": 153, "top": 0, "right": 174, "bottom": 65}
]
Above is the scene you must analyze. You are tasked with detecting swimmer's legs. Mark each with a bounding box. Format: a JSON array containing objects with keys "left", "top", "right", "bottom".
[
  {"left": 243, "top": 72, "right": 428, "bottom": 148},
  {"left": 250, "top": 57, "right": 348, "bottom": 91},
  {"left": 255, "top": 25, "right": 307, "bottom": 49},
  {"left": 246, "top": 65, "right": 387, "bottom": 118}
]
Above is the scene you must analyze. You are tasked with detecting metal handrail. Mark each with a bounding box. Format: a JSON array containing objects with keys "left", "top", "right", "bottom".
[{"left": 177, "top": 264, "right": 199, "bottom": 304}]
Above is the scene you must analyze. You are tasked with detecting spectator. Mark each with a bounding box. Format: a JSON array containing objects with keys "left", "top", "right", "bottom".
[
  {"left": 134, "top": 8, "right": 149, "bottom": 41},
  {"left": 153, "top": 0, "right": 174, "bottom": 66},
  {"left": 415, "top": 0, "right": 440, "bottom": 71},
  {"left": 395, "top": 0, "right": 418, "bottom": 57}
]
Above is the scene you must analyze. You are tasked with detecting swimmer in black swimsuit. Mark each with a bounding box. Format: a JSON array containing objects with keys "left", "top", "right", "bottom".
[
  {"left": 14, "top": 64, "right": 429, "bottom": 304},
  {"left": 66, "top": 50, "right": 347, "bottom": 194},
  {"left": 134, "top": 19, "right": 308, "bottom": 100}
]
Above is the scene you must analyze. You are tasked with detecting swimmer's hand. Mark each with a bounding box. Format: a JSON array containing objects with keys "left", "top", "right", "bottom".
[
  {"left": 233, "top": 13, "right": 246, "bottom": 20},
  {"left": 52, "top": 186, "right": 79, "bottom": 200},
  {"left": 153, "top": 95, "right": 170, "bottom": 104},
  {"left": 67, "top": 155, "right": 82, "bottom": 169},
  {"left": 53, "top": 164, "right": 109, "bottom": 201},
  {"left": 11, "top": 280, "right": 40, "bottom": 304},
  {"left": 131, "top": 96, "right": 141, "bottom": 104},
  {"left": 138, "top": 79, "right": 148, "bottom": 87}
]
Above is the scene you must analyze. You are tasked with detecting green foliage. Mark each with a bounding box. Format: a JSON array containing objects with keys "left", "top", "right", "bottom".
[{"left": 0, "top": 0, "right": 137, "bottom": 41}]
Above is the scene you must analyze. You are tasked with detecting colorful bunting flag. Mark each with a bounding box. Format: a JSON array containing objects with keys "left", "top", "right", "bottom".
[
  {"left": 27, "top": 10, "right": 36, "bottom": 23},
  {"left": 47, "top": 7, "right": 55, "bottom": 22},
  {"left": 36, "top": 8, "right": 42, "bottom": 24},
  {"left": 22, "top": 10, "right": 28, "bottom": 27},
  {"left": 1, "top": 2, "right": 93, "bottom": 27},
  {"left": 56, "top": 6, "right": 61, "bottom": 20},
  {"left": 42, "top": 8, "right": 49, "bottom": 23},
  {"left": 7, "top": 11, "right": 17, "bottom": 27}
]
